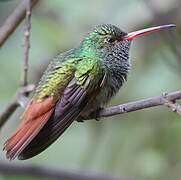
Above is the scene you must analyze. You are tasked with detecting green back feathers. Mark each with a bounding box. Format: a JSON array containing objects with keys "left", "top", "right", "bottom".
[{"left": 35, "top": 54, "right": 105, "bottom": 102}]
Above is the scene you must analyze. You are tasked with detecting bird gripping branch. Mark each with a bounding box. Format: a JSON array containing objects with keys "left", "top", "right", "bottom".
[{"left": 4, "top": 23, "right": 176, "bottom": 160}]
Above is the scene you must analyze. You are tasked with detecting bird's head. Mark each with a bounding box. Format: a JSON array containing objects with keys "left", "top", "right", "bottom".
[
  {"left": 81, "top": 24, "right": 130, "bottom": 60},
  {"left": 80, "top": 24, "right": 176, "bottom": 63}
]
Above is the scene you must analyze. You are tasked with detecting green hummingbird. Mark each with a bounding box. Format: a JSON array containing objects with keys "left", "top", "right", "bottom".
[{"left": 4, "top": 24, "right": 175, "bottom": 160}]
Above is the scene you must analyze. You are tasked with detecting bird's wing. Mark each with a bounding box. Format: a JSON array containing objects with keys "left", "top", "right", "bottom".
[{"left": 4, "top": 57, "right": 105, "bottom": 160}]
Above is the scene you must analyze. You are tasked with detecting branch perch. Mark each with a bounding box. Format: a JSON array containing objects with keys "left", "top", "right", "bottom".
[
  {"left": 84, "top": 90, "right": 181, "bottom": 120},
  {"left": 0, "top": 89, "right": 180, "bottom": 127},
  {"left": 164, "top": 99, "right": 181, "bottom": 115}
]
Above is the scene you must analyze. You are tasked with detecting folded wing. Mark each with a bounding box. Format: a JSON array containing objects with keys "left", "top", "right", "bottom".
[{"left": 4, "top": 57, "right": 105, "bottom": 160}]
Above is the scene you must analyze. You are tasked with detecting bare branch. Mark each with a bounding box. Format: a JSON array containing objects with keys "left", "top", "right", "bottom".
[
  {"left": 20, "top": 0, "right": 33, "bottom": 88},
  {"left": 0, "top": 97, "right": 19, "bottom": 128},
  {"left": 0, "top": 0, "right": 35, "bottom": 129},
  {"left": 0, "top": 0, "right": 38, "bottom": 48},
  {"left": 1, "top": 89, "right": 180, "bottom": 127},
  {"left": 84, "top": 90, "right": 181, "bottom": 120},
  {"left": 0, "top": 85, "right": 35, "bottom": 129},
  {"left": 0, "top": 162, "right": 136, "bottom": 180},
  {"left": 163, "top": 99, "right": 181, "bottom": 115}
]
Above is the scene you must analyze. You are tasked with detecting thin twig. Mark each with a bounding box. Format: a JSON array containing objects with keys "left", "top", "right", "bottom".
[
  {"left": 163, "top": 99, "right": 181, "bottom": 115},
  {"left": 0, "top": 97, "right": 19, "bottom": 128},
  {"left": 0, "top": 0, "right": 35, "bottom": 129},
  {"left": 0, "top": 0, "right": 38, "bottom": 48},
  {"left": 21, "top": 0, "right": 33, "bottom": 87},
  {"left": 0, "top": 85, "right": 35, "bottom": 129},
  {"left": 0, "top": 162, "right": 136, "bottom": 180},
  {"left": 83, "top": 90, "right": 181, "bottom": 120}
]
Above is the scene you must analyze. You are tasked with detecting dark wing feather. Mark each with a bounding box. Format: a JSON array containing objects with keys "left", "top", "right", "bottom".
[{"left": 18, "top": 78, "right": 88, "bottom": 160}]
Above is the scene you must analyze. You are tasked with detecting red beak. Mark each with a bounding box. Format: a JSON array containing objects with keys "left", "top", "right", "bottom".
[{"left": 122, "top": 24, "right": 176, "bottom": 40}]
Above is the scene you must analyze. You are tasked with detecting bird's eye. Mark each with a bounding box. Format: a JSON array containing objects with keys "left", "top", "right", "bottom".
[{"left": 104, "top": 37, "right": 116, "bottom": 44}]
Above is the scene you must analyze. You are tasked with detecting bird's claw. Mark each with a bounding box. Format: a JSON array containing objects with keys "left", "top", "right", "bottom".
[
  {"left": 76, "top": 117, "right": 84, "bottom": 123},
  {"left": 93, "top": 107, "right": 104, "bottom": 121}
]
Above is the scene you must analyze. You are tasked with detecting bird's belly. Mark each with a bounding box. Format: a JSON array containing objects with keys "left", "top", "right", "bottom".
[{"left": 80, "top": 79, "right": 121, "bottom": 117}]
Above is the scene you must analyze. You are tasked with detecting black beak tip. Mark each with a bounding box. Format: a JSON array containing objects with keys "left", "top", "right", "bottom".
[{"left": 167, "top": 24, "right": 176, "bottom": 28}]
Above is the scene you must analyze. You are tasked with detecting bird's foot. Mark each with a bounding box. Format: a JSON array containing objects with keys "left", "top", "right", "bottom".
[
  {"left": 76, "top": 107, "right": 104, "bottom": 122},
  {"left": 76, "top": 116, "right": 84, "bottom": 123},
  {"left": 91, "top": 107, "right": 104, "bottom": 121}
]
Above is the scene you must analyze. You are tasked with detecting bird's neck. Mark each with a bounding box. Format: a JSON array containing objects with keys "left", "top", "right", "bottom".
[
  {"left": 76, "top": 44, "right": 131, "bottom": 86},
  {"left": 103, "top": 56, "right": 131, "bottom": 87}
]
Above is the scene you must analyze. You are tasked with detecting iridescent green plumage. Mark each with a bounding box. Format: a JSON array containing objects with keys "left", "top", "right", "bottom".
[
  {"left": 35, "top": 53, "right": 106, "bottom": 101},
  {"left": 4, "top": 23, "right": 176, "bottom": 160},
  {"left": 35, "top": 24, "right": 131, "bottom": 106},
  {"left": 4, "top": 24, "right": 132, "bottom": 160}
]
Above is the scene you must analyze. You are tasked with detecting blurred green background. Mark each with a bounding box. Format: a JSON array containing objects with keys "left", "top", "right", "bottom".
[{"left": 0, "top": 0, "right": 181, "bottom": 180}]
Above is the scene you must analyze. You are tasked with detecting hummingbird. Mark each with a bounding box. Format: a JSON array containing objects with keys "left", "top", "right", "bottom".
[{"left": 4, "top": 24, "right": 176, "bottom": 160}]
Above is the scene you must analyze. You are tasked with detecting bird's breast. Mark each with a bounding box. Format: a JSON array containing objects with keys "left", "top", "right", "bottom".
[{"left": 81, "top": 67, "right": 129, "bottom": 116}]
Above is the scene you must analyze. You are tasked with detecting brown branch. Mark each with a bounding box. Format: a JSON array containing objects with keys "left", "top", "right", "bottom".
[
  {"left": 0, "top": 85, "right": 35, "bottom": 129},
  {"left": 0, "top": 0, "right": 38, "bottom": 48},
  {"left": 0, "top": 162, "right": 136, "bottom": 180},
  {"left": 0, "top": 0, "right": 35, "bottom": 128},
  {"left": 20, "top": 0, "right": 33, "bottom": 88},
  {"left": 84, "top": 90, "right": 181, "bottom": 120},
  {"left": 0, "top": 97, "right": 19, "bottom": 128},
  {"left": 164, "top": 99, "right": 181, "bottom": 115},
  {"left": 1, "top": 88, "right": 180, "bottom": 128}
]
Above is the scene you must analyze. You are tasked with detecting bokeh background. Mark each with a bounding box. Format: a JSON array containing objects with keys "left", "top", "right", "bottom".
[{"left": 0, "top": 0, "right": 181, "bottom": 180}]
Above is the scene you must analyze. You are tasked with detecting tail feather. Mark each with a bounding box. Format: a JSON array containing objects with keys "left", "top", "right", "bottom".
[
  {"left": 18, "top": 80, "right": 88, "bottom": 160},
  {"left": 6, "top": 110, "right": 52, "bottom": 160},
  {"left": 4, "top": 122, "right": 32, "bottom": 153},
  {"left": 18, "top": 105, "right": 81, "bottom": 160},
  {"left": 4, "top": 77, "right": 90, "bottom": 160},
  {"left": 3, "top": 97, "right": 55, "bottom": 161}
]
